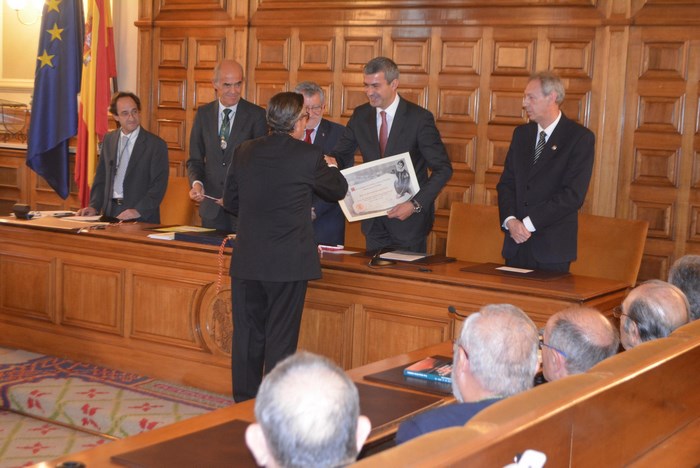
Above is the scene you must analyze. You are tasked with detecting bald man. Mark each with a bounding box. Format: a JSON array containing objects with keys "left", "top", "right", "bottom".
[
  {"left": 245, "top": 352, "right": 371, "bottom": 468},
  {"left": 187, "top": 59, "right": 267, "bottom": 231},
  {"left": 541, "top": 307, "right": 619, "bottom": 382},
  {"left": 617, "top": 279, "right": 690, "bottom": 350}
]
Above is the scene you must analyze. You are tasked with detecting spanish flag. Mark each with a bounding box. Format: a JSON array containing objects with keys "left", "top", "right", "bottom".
[{"left": 75, "top": 0, "right": 117, "bottom": 207}]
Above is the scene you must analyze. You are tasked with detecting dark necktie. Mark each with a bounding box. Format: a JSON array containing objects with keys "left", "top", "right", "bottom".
[
  {"left": 304, "top": 129, "right": 313, "bottom": 144},
  {"left": 220, "top": 108, "right": 232, "bottom": 141},
  {"left": 379, "top": 110, "right": 388, "bottom": 157},
  {"left": 533, "top": 130, "right": 546, "bottom": 165}
]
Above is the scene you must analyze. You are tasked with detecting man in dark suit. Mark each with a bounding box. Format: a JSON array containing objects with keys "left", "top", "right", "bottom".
[
  {"left": 223, "top": 92, "right": 348, "bottom": 402},
  {"left": 294, "top": 81, "right": 350, "bottom": 246},
  {"left": 78, "top": 92, "right": 168, "bottom": 224},
  {"left": 396, "top": 303, "right": 539, "bottom": 444},
  {"left": 497, "top": 71, "right": 595, "bottom": 272},
  {"left": 187, "top": 59, "right": 267, "bottom": 232},
  {"left": 329, "top": 57, "right": 453, "bottom": 253}
]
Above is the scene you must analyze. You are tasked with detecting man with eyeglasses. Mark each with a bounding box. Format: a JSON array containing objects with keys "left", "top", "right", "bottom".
[
  {"left": 223, "top": 92, "right": 348, "bottom": 402},
  {"left": 396, "top": 304, "right": 539, "bottom": 444},
  {"left": 616, "top": 279, "right": 690, "bottom": 350},
  {"left": 294, "top": 81, "right": 351, "bottom": 246},
  {"left": 668, "top": 255, "right": 700, "bottom": 322},
  {"left": 540, "top": 307, "right": 619, "bottom": 382},
  {"left": 187, "top": 59, "right": 267, "bottom": 232},
  {"left": 78, "top": 91, "right": 168, "bottom": 223}
]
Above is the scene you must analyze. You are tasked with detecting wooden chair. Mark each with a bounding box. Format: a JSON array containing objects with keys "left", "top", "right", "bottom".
[
  {"left": 445, "top": 202, "right": 503, "bottom": 264},
  {"left": 571, "top": 213, "right": 648, "bottom": 287},
  {"left": 159, "top": 176, "right": 195, "bottom": 225}
]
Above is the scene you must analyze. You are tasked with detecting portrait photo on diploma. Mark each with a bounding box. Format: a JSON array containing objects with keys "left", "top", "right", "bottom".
[{"left": 339, "top": 152, "right": 420, "bottom": 222}]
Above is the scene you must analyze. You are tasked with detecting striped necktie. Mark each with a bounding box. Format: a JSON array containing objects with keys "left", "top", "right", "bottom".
[{"left": 533, "top": 130, "right": 546, "bottom": 165}]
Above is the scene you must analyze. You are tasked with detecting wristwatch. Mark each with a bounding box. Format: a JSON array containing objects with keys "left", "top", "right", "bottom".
[{"left": 411, "top": 199, "right": 422, "bottom": 213}]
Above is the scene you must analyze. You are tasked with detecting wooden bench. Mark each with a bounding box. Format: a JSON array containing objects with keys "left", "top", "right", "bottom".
[{"left": 354, "top": 319, "right": 700, "bottom": 467}]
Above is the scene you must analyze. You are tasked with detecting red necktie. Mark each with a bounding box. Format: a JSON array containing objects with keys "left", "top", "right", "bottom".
[
  {"left": 379, "top": 111, "right": 388, "bottom": 157},
  {"left": 304, "top": 129, "right": 313, "bottom": 144}
]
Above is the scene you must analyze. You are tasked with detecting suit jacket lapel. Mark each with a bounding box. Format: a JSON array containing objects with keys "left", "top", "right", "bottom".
[
  {"left": 529, "top": 116, "right": 567, "bottom": 179},
  {"left": 124, "top": 130, "right": 146, "bottom": 181},
  {"left": 314, "top": 119, "right": 330, "bottom": 149},
  {"left": 365, "top": 107, "right": 380, "bottom": 160},
  {"left": 384, "top": 97, "right": 407, "bottom": 157}
]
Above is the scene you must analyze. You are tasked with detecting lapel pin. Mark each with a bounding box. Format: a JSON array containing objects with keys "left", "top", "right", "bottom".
[{"left": 551, "top": 145, "right": 557, "bottom": 151}]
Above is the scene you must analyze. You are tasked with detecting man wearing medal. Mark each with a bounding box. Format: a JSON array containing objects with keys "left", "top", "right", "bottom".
[{"left": 187, "top": 59, "right": 267, "bottom": 231}]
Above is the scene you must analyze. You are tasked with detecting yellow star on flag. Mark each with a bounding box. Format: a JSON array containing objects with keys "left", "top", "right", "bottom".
[
  {"left": 38, "top": 49, "right": 55, "bottom": 68},
  {"left": 47, "top": 23, "right": 64, "bottom": 41},
  {"left": 46, "top": 0, "right": 62, "bottom": 13}
]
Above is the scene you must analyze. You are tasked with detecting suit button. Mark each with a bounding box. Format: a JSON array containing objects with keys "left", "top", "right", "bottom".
[
  {"left": 524, "top": 202, "right": 529, "bottom": 206},
  {"left": 222, "top": 162, "right": 226, "bottom": 166}
]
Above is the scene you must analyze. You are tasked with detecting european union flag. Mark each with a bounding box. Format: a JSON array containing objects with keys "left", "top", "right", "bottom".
[{"left": 26, "top": 0, "right": 84, "bottom": 200}]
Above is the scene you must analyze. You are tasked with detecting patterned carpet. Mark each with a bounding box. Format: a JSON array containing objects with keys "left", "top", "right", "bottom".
[{"left": 0, "top": 347, "right": 234, "bottom": 467}]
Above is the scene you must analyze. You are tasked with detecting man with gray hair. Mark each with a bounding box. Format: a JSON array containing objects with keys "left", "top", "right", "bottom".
[
  {"left": 497, "top": 71, "right": 595, "bottom": 272},
  {"left": 541, "top": 307, "right": 619, "bottom": 382},
  {"left": 294, "top": 81, "right": 350, "bottom": 246},
  {"left": 668, "top": 254, "right": 700, "bottom": 321},
  {"left": 395, "top": 304, "right": 539, "bottom": 444},
  {"left": 245, "top": 352, "right": 371, "bottom": 468},
  {"left": 616, "top": 279, "right": 690, "bottom": 350}
]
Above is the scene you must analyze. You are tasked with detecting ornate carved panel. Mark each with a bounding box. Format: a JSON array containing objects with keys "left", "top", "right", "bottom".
[
  {"left": 399, "top": 87, "right": 427, "bottom": 108},
  {"left": 440, "top": 39, "right": 481, "bottom": 75},
  {"left": 0, "top": 163, "right": 19, "bottom": 187},
  {"left": 61, "top": 263, "right": 123, "bottom": 334},
  {"left": 442, "top": 136, "right": 474, "bottom": 168},
  {"left": 392, "top": 38, "right": 430, "bottom": 74},
  {"left": 198, "top": 284, "right": 232, "bottom": 356},
  {"left": 156, "top": 119, "right": 185, "bottom": 151},
  {"left": 341, "top": 85, "right": 368, "bottom": 117},
  {"left": 492, "top": 41, "right": 536, "bottom": 75},
  {"left": 437, "top": 88, "right": 477, "bottom": 123},
  {"left": 486, "top": 139, "right": 510, "bottom": 174},
  {"left": 157, "top": 80, "right": 186, "bottom": 110},
  {"left": 632, "top": 200, "right": 674, "bottom": 240},
  {"left": 549, "top": 40, "right": 593, "bottom": 78},
  {"left": 640, "top": 41, "right": 688, "bottom": 80},
  {"left": 194, "top": 80, "right": 216, "bottom": 109},
  {"left": 131, "top": 274, "right": 205, "bottom": 350},
  {"left": 159, "top": 39, "right": 187, "bottom": 68},
  {"left": 636, "top": 95, "right": 684, "bottom": 133},
  {"left": 560, "top": 91, "right": 590, "bottom": 125},
  {"left": 343, "top": 38, "right": 381, "bottom": 72},
  {"left": 194, "top": 39, "right": 225, "bottom": 69},
  {"left": 0, "top": 254, "right": 53, "bottom": 322},
  {"left": 488, "top": 90, "right": 526, "bottom": 125},
  {"left": 638, "top": 253, "right": 671, "bottom": 282},
  {"left": 632, "top": 147, "right": 680, "bottom": 187},
  {"left": 299, "top": 38, "right": 334, "bottom": 71},
  {"left": 256, "top": 38, "right": 290, "bottom": 71}
]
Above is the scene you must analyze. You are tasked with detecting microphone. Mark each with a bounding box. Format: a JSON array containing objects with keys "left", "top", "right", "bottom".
[{"left": 448, "top": 305, "right": 469, "bottom": 319}]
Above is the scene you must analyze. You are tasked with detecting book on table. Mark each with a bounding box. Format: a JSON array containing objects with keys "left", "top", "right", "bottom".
[{"left": 403, "top": 356, "right": 453, "bottom": 384}]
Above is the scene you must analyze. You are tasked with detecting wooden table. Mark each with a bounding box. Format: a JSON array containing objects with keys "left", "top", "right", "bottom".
[
  {"left": 0, "top": 219, "right": 627, "bottom": 395},
  {"left": 39, "top": 341, "right": 454, "bottom": 468}
]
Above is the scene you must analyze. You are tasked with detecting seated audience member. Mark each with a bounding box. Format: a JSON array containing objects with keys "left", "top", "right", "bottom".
[
  {"left": 245, "top": 352, "right": 371, "bottom": 468},
  {"left": 395, "top": 304, "right": 539, "bottom": 445},
  {"left": 668, "top": 255, "right": 700, "bottom": 321},
  {"left": 616, "top": 279, "right": 690, "bottom": 350},
  {"left": 541, "top": 307, "right": 619, "bottom": 382}
]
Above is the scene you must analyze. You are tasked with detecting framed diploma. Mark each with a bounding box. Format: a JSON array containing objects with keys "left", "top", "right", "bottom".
[{"left": 339, "top": 152, "right": 420, "bottom": 222}]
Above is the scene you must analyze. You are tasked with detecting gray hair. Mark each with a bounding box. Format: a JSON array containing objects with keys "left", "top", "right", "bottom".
[
  {"left": 548, "top": 308, "right": 619, "bottom": 374},
  {"left": 212, "top": 59, "right": 244, "bottom": 84},
  {"left": 455, "top": 304, "right": 539, "bottom": 398},
  {"left": 668, "top": 255, "right": 700, "bottom": 321},
  {"left": 254, "top": 352, "right": 360, "bottom": 468},
  {"left": 530, "top": 71, "right": 565, "bottom": 105},
  {"left": 363, "top": 56, "right": 400, "bottom": 83},
  {"left": 623, "top": 279, "right": 690, "bottom": 343},
  {"left": 294, "top": 81, "right": 325, "bottom": 103},
  {"left": 266, "top": 92, "right": 305, "bottom": 133}
]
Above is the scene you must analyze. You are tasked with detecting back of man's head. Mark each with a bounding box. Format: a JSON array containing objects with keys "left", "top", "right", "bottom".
[
  {"left": 620, "top": 279, "right": 690, "bottom": 349},
  {"left": 454, "top": 304, "right": 539, "bottom": 400},
  {"left": 246, "top": 352, "right": 370, "bottom": 468},
  {"left": 544, "top": 307, "right": 619, "bottom": 380},
  {"left": 668, "top": 255, "right": 700, "bottom": 322}
]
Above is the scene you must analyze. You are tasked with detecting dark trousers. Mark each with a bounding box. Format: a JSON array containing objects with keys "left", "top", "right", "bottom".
[
  {"left": 230, "top": 278, "right": 308, "bottom": 402},
  {"left": 364, "top": 217, "right": 427, "bottom": 253},
  {"left": 505, "top": 242, "right": 570, "bottom": 273}
]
